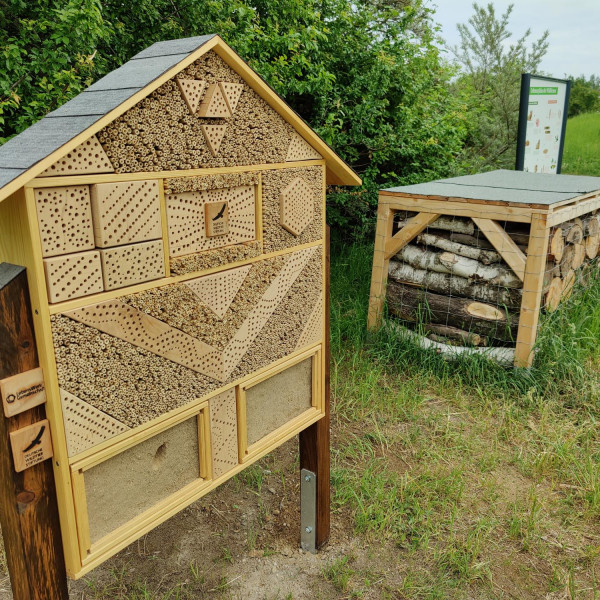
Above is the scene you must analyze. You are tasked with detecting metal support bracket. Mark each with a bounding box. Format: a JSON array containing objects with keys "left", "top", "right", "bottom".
[{"left": 300, "top": 468, "right": 316, "bottom": 553}]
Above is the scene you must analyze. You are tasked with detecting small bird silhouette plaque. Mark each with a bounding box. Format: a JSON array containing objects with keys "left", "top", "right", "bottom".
[
  {"left": 10, "top": 419, "right": 53, "bottom": 472},
  {"left": 205, "top": 201, "right": 230, "bottom": 237}
]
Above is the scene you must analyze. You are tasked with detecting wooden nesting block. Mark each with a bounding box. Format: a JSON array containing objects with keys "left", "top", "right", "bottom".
[
  {"left": 210, "top": 389, "right": 239, "bottom": 478},
  {"left": 280, "top": 177, "right": 315, "bottom": 236},
  {"left": 219, "top": 82, "right": 244, "bottom": 114},
  {"left": 43, "top": 250, "right": 104, "bottom": 303},
  {"left": 90, "top": 179, "right": 161, "bottom": 247},
  {"left": 295, "top": 292, "right": 323, "bottom": 350},
  {"left": 35, "top": 185, "right": 95, "bottom": 257},
  {"left": 197, "top": 83, "right": 231, "bottom": 118},
  {"left": 176, "top": 78, "right": 208, "bottom": 114},
  {"left": 286, "top": 132, "right": 322, "bottom": 161},
  {"left": 40, "top": 134, "right": 114, "bottom": 176},
  {"left": 201, "top": 124, "right": 228, "bottom": 157},
  {"left": 99, "top": 240, "right": 165, "bottom": 291}
]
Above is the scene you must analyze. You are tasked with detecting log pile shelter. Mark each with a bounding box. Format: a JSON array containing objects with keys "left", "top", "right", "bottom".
[
  {"left": 0, "top": 34, "right": 360, "bottom": 580},
  {"left": 368, "top": 169, "right": 600, "bottom": 367}
]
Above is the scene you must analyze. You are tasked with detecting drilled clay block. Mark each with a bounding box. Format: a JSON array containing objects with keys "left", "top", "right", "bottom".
[
  {"left": 280, "top": 177, "right": 315, "bottom": 236},
  {"left": 60, "top": 389, "right": 129, "bottom": 457},
  {"left": 176, "top": 78, "right": 208, "bottom": 114},
  {"left": 43, "top": 250, "right": 104, "bottom": 303},
  {"left": 90, "top": 180, "right": 161, "bottom": 247},
  {"left": 210, "top": 388, "right": 239, "bottom": 478},
  {"left": 99, "top": 240, "right": 165, "bottom": 291},
  {"left": 197, "top": 82, "right": 230, "bottom": 118},
  {"left": 219, "top": 82, "right": 244, "bottom": 114},
  {"left": 40, "top": 134, "right": 114, "bottom": 176},
  {"left": 35, "top": 186, "right": 95, "bottom": 258},
  {"left": 286, "top": 132, "right": 322, "bottom": 161},
  {"left": 167, "top": 185, "right": 255, "bottom": 258}
]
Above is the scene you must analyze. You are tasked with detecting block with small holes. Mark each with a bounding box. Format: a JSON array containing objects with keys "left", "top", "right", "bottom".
[
  {"left": 197, "top": 83, "right": 231, "bottom": 118},
  {"left": 90, "top": 180, "right": 162, "bottom": 248},
  {"left": 39, "top": 134, "right": 114, "bottom": 176},
  {"left": 280, "top": 177, "right": 315, "bottom": 236},
  {"left": 99, "top": 240, "right": 165, "bottom": 291},
  {"left": 43, "top": 250, "right": 104, "bottom": 303},
  {"left": 35, "top": 185, "right": 95, "bottom": 258}
]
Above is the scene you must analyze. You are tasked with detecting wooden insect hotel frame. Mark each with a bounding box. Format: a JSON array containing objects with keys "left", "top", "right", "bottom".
[
  {"left": 368, "top": 170, "right": 600, "bottom": 367},
  {"left": 0, "top": 34, "right": 360, "bottom": 588}
]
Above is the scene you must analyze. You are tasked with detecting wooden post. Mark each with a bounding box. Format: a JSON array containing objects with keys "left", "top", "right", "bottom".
[
  {"left": 0, "top": 263, "right": 68, "bottom": 600},
  {"left": 299, "top": 227, "right": 330, "bottom": 548}
]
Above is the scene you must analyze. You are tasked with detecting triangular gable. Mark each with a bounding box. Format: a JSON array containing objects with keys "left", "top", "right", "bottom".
[{"left": 0, "top": 35, "right": 360, "bottom": 203}]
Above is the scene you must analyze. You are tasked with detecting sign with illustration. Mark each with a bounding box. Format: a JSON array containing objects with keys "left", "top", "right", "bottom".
[{"left": 516, "top": 74, "right": 571, "bottom": 174}]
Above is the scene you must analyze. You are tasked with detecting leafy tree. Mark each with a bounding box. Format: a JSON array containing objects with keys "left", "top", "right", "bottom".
[
  {"left": 0, "top": 0, "right": 469, "bottom": 236},
  {"left": 449, "top": 3, "right": 549, "bottom": 170},
  {"left": 567, "top": 75, "right": 600, "bottom": 117}
]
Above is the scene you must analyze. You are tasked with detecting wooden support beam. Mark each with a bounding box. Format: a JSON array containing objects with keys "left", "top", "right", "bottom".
[
  {"left": 471, "top": 217, "right": 527, "bottom": 281},
  {"left": 514, "top": 214, "right": 550, "bottom": 368},
  {"left": 384, "top": 212, "right": 441, "bottom": 260},
  {"left": 299, "top": 227, "right": 330, "bottom": 549},
  {"left": 0, "top": 263, "right": 68, "bottom": 600}
]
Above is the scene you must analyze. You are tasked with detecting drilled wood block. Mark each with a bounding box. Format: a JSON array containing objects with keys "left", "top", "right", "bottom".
[
  {"left": 176, "top": 78, "right": 208, "bottom": 114},
  {"left": 201, "top": 123, "right": 228, "bottom": 157},
  {"left": 280, "top": 177, "right": 315, "bottom": 236},
  {"left": 295, "top": 292, "right": 323, "bottom": 350},
  {"left": 10, "top": 419, "right": 53, "bottom": 473},
  {"left": 197, "top": 83, "right": 230, "bottom": 118},
  {"left": 35, "top": 185, "right": 95, "bottom": 257},
  {"left": 43, "top": 250, "right": 104, "bottom": 303},
  {"left": 210, "top": 389, "right": 238, "bottom": 478},
  {"left": 90, "top": 179, "right": 161, "bottom": 248},
  {"left": 185, "top": 264, "right": 252, "bottom": 319},
  {"left": 65, "top": 300, "right": 224, "bottom": 381},
  {"left": 219, "top": 82, "right": 244, "bottom": 114},
  {"left": 167, "top": 185, "right": 256, "bottom": 258},
  {"left": 286, "top": 132, "right": 322, "bottom": 161},
  {"left": 60, "top": 389, "right": 130, "bottom": 457},
  {"left": 99, "top": 240, "right": 165, "bottom": 291},
  {"left": 40, "top": 134, "right": 114, "bottom": 176}
]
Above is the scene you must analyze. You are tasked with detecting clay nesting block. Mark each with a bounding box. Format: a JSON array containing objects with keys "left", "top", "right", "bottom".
[
  {"left": 43, "top": 250, "right": 104, "bottom": 303},
  {"left": 40, "top": 134, "right": 114, "bottom": 176},
  {"left": 35, "top": 185, "right": 95, "bottom": 257},
  {"left": 286, "top": 132, "right": 322, "bottom": 161},
  {"left": 90, "top": 179, "right": 161, "bottom": 247},
  {"left": 176, "top": 78, "right": 208, "bottom": 114},
  {"left": 99, "top": 239, "right": 165, "bottom": 291},
  {"left": 201, "top": 124, "right": 228, "bottom": 157},
  {"left": 280, "top": 177, "right": 315, "bottom": 236},
  {"left": 197, "top": 83, "right": 231, "bottom": 118},
  {"left": 219, "top": 82, "right": 244, "bottom": 114}
]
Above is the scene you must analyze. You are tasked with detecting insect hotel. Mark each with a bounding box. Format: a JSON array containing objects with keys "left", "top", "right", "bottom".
[
  {"left": 0, "top": 34, "right": 360, "bottom": 584},
  {"left": 368, "top": 170, "right": 600, "bottom": 367}
]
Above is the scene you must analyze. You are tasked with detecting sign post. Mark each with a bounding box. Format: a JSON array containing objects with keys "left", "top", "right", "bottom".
[{"left": 516, "top": 74, "right": 571, "bottom": 174}]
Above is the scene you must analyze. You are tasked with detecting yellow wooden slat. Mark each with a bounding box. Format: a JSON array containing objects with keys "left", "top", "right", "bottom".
[{"left": 384, "top": 212, "right": 441, "bottom": 260}]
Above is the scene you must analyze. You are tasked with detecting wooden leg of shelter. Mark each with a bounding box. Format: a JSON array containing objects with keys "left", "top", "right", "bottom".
[
  {"left": 0, "top": 264, "right": 68, "bottom": 600},
  {"left": 514, "top": 215, "right": 550, "bottom": 368},
  {"left": 299, "top": 228, "right": 330, "bottom": 549}
]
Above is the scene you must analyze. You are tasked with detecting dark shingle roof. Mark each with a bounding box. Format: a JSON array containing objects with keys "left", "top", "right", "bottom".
[{"left": 0, "top": 34, "right": 216, "bottom": 192}]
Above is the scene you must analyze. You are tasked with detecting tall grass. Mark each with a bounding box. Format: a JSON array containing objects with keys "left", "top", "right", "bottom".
[{"left": 561, "top": 112, "right": 600, "bottom": 176}]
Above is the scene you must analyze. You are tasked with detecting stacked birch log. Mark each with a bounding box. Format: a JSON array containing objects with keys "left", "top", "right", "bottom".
[{"left": 386, "top": 211, "right": 600, "bottom": 349}]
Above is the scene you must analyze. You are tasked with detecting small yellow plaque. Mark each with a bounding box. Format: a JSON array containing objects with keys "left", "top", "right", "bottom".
[{"left": 205, "top": 201, "right": 230, "bottom": 237}]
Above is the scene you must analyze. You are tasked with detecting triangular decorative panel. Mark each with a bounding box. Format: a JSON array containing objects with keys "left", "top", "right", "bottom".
[
  {"left": 286, "top": 132, "right": 322, "bottom": 162},
  {"left": 219, "top": 82, "right": 244, "bottom": 114},
  {"left": 177, "top": 78, "right": 208, "bottom": 114},
  {"left": 40, "top": 134, "right": 114, "bottom": 176},
  {"left": 201, "top": 123, "right": 228, "bottom": 156},
  {"left": 197, "top": 83, "right": 231, "bottom": 118},
  {"left": 185, "top": 264, "right": 252, "bottom": 319},
  {"left": 295, "top": 292, "right": 323, "bottom": 350}
]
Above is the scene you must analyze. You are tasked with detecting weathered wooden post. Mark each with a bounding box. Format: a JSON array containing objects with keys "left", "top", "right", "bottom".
[{"left": 0, "top": 263, "right": 68, "bottom": 600}]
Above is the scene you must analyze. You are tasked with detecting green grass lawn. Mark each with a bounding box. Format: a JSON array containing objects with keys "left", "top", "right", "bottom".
[{"left": 562, "top": 112, "right": 600, "bottom": 176}]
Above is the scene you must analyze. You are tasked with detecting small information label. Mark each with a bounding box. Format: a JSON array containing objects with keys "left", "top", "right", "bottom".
[
  {"left": 10, "top": 419, "right": 53, "bottom": 472},
  {"left": 205, "top": 201, "right": 230, "bottom": 237},
  {"left": 0, "top": 367, "right": 46, "bottom": 417}
]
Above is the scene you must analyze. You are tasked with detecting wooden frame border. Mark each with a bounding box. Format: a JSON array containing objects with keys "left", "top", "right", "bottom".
[{"left": 237, "top": 347, "right": 324, "bottom": 464}]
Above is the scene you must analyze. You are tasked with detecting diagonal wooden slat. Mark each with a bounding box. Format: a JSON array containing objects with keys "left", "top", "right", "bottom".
[{"left": 383, "top": 212, "right": 441, "bottom": 260}]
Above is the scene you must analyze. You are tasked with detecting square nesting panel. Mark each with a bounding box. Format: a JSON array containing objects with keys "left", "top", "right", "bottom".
[
  {"left": 99, "top": 239, "right": 165, "bottom": 291},
  {"left": 43, "top": 250, "right": 104, "bottom": 303},
  {"left": 90, "top": 180, "right": 162, "bottom": 248},
  {"left": 167, "top": 185, "right": 255, "bottom": 257},
  {"left": 35, "top": 185, "right": 95, "bottom": 258}
]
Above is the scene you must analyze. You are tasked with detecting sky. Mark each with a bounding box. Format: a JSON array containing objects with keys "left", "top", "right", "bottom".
[{"left": 428, "top": 0, "right": 600, "bottom": 79}]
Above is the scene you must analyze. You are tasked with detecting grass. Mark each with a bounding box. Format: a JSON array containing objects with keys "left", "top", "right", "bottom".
[{"left": 562, "top": 111, "right": 600, "bottom": 175}]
